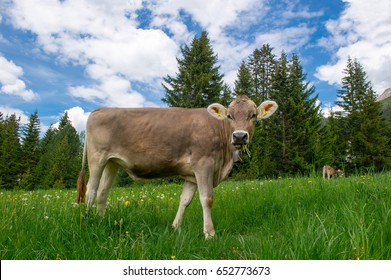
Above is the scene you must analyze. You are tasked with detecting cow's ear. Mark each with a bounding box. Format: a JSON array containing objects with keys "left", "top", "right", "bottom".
[
  {"left": 257, "top": 101, "right": 278, "bottom": 120},
  {"left": 207, "top": 103, "right": 228, "bottom": 120}
]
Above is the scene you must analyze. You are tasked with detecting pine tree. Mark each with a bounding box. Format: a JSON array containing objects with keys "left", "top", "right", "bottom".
[
  {"left": 58, "top": 111, "right": 70, "bottom": 130},
  {"left": 254, "top": 52, "right": 322, "bottom": 176},
  {"left": 317, "top": 110, "right": 345, "bottom": 169},
  {"left": 233, "top": 45, "right": 277, "bottom": 178},
  {"left": 38, "top": 113, "right": 82, "bottom": 188},
  {"left": 0, "top": 113, "right": 3, "bottom": 160},
  {"left": 353, "top": 88, "right": 391, "bottom": 170},
  {"left": 35, "top": 125, "right": 56, "bottom": 187},
  {"left": 336, "top": 57, "right": 391, "bottom": 172},
  {"left": 248, "top": 44, "right": 276, "bottom": 103},
  {"left": 220, "top": 83, "right": 234, "bottom": 107},
  {"left": 0, "top": 113, "right": 4, "bottom": 188},
  {"left": 232, "top": 50, "right": 322, "bottom": 177},
  {"left": 233, "top": 62, "right": 253, "bottom": 97},
  {"left": 0, "top": 114, "right": 22, "bottom": 189},
  {"left": 21, "top": 111, "right": 40, "bottom": 165},
  {"left": 40, "top": 125, "right": 57, "bottom": 152},
  {"left": 162, "top": 31, "right": 225, "bottom": 108},
  {"left": 267, "top": 51, "right": 290, "bottom": 175},
  {"left": 19, "top": 111, "right": 41, "bottom": 190},
  {"left": 287, "top": 54, "right": 322, "bottom": 172}
]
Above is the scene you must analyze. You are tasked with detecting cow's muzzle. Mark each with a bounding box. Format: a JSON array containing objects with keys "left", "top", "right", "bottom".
[{"left": 232, "top": 130, "right": 249, "bottom": 148}]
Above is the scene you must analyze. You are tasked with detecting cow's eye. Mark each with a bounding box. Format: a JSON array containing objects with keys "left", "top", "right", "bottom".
[
  {"left": 227, "top": 114, "right": 233, "bottom": 120},
  {"left": 252, "top": 113, "right": 257, "bottom": 119}
]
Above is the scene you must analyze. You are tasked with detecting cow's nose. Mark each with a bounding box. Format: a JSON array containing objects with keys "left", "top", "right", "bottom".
[{"left": 232, "top": 130, "right": 249, "bottom": 144}]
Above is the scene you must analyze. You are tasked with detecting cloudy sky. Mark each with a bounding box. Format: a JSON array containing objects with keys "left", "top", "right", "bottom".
[{"left": 1, "top": 0, "right": 390, "bottom": 132}]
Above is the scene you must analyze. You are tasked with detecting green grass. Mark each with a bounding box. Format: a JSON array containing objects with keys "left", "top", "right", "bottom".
[{"left": 1, "top": 173, "right": 390, "bottom": 260}]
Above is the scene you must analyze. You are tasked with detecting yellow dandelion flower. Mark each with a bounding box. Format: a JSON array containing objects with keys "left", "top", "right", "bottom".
[
  {"left": 124, "top": 200, "right": 130, "bottom": 207},
  {"left": 171, "top": 255, "right": 176, "bottom": 260}
]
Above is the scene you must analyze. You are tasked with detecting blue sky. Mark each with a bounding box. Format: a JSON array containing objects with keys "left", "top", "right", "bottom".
[{"left": 1, "top": 0, "right": 390, "bottom": 133}]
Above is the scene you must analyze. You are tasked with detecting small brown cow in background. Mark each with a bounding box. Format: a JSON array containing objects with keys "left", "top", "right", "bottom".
[{"left": 323, "top": 165, "right": 344, "bottom": 179}]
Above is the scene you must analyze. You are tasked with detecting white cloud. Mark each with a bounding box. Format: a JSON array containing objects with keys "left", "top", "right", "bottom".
[
  {"left": 181, "top": 0, "right": 258, "bottom": 37},
  {"left": 320, "top": 102, "right": 344, "bottom": 118},
  {"left": 149, "top": 0, "right": 260, "bottom": 36},
  {"left": 6, "top": 0, "right": 267, "bottom": 103},
  {"left": 315, "top": 0, "right": 391, "bottom": 94},
  {"left": 148, "top": 0, "right": 268, "bottom": 88},
  {"left": 69, "top": 69, "right": 157, "bottom": 108},
  {"left": 255, "top": 25, "right": 316, "bottom": 54},
  {"left": 148, "top": 0, "right": 321, "bottom": 89},
  {"left": 4, "top": 0, "right": 325, "bottom": 108},
  {"left": 0, "top": 105, "right": 29, "bottom": 124},
  {"left": 65, "top": 106, "right": 90, "bottom": 133},
  {"left": 316, "top": 57, "right": 347, "bottom": 86},
  {"left": 217, "top": 24, "right": 316, "bottom": 88},
  {"left": 7, "top": 0, "right": 178, "bottom": 107},
  {"left": 52, "top": 106, "right": 90, "bottom": 133},
  {"left": 0, "top": 56, "right": 39, "bottom": 101}
]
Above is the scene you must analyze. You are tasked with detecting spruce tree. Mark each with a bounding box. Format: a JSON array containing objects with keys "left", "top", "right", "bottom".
[
  {"left": 287, "top": 54, "right": 322, "bottom": 172},
  {"left": 336, "top": 57, "right": 391, "bottom": 172},
  {"left": 248, "top": 44, "right": 276, "bottom": 103},
  {"left": 317, "top": 110, "right": 345, "bottom": 169},
  {"left": 353, "top": 88, "right": 391, "bottom": 170},
  {"left": 231, "top": 50, "right": 323, "bottom": 177},
  {"left": 0, "top": 114, "right": 22, "bottom": 189},
  {"left": 247, "top": 48, "right": 262, "bottom": 100},
  {"left": 38, "top": 113, "right": 82, "bottom": 188},
  {"left": 162, "top": 31, "right": 225, "bottom": 108},
  {"left": 234, "top": 45, "right": 277, "bottom": 178},
  {"left": 40, "top": 125, "right": 56, "bottom": 152},
  {"left": 220, "top": 83, "right": 234, "bottom": 107},
  {"left": 0, "top": 113, "right": 4, "bottom": 188},
  {"left": 35, "top": 125, "right": 56, "bottom": 187},
  {"left": 233, "top": 62, "right": 253, "bottom": 97},
  {"left": 267, "top": 52, "right": 290, "bottom": 175},
  {"left": 258, "top": 52, "right": 321, "bottom": 176},
  {"left": 19, "top": 111, "right": 41, "bottom": 190},
  {"left": 0, "top": 113, "right": 3, "bottom": 164}
]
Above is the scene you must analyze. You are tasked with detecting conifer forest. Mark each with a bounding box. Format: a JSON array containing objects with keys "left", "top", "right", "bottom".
[{"left": 1, "top": 32, "right": 390, "bottom": 190}]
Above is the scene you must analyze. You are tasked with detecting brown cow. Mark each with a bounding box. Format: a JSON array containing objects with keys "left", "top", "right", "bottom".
[
  {"left": 77, "top": 96, "right": 278, "bottom": 238},
  {"left": 322, "top": 165, "right": 344, "bottom": 180}
]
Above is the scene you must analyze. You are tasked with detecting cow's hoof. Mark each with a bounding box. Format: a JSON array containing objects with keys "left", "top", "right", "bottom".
[
  {"left": 204, "top": 232, "right": 215, "bottom": 240},
  {"left": 172, "top": 223, "right": 180, "bottom": 231}
]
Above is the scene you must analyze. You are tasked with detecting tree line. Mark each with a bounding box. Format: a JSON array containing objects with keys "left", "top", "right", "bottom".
[
  {"left": 162, "top": 31, "right": 391, "bottom": 177},
  {"left": 0, "top": 112, "right": 82, "bottom": 190},
  {"left": 1, "top": 31, "right": 390, "bottom": 189}
]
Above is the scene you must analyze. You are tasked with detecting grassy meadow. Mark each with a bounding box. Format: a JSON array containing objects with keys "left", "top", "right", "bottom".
[{"left": 1, "top": 173, "right": 390, "bottom": 260}]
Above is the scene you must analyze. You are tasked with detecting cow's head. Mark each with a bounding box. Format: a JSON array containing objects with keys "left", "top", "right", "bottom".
[{"left": 207, "top": 96, "right": 278, "bottom": 149}]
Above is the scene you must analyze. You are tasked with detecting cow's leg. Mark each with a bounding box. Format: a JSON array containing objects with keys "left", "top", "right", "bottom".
[
  {"left": 172, "top": 181, "right": 197, "bottom": 230},
  {"left": 96, "top": 161, "right": 119, "bottom": 216},
  {"left": 195, "top": 170, "right": 215, "bottom": 239},
  {"left": 85, "top": 162, "right": 105, "bottom": 213}
]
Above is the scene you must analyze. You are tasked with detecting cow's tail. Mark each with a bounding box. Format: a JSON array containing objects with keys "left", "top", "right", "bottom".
[{"left": 77, "top": 138, "right": 87, "bottom": 203}]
